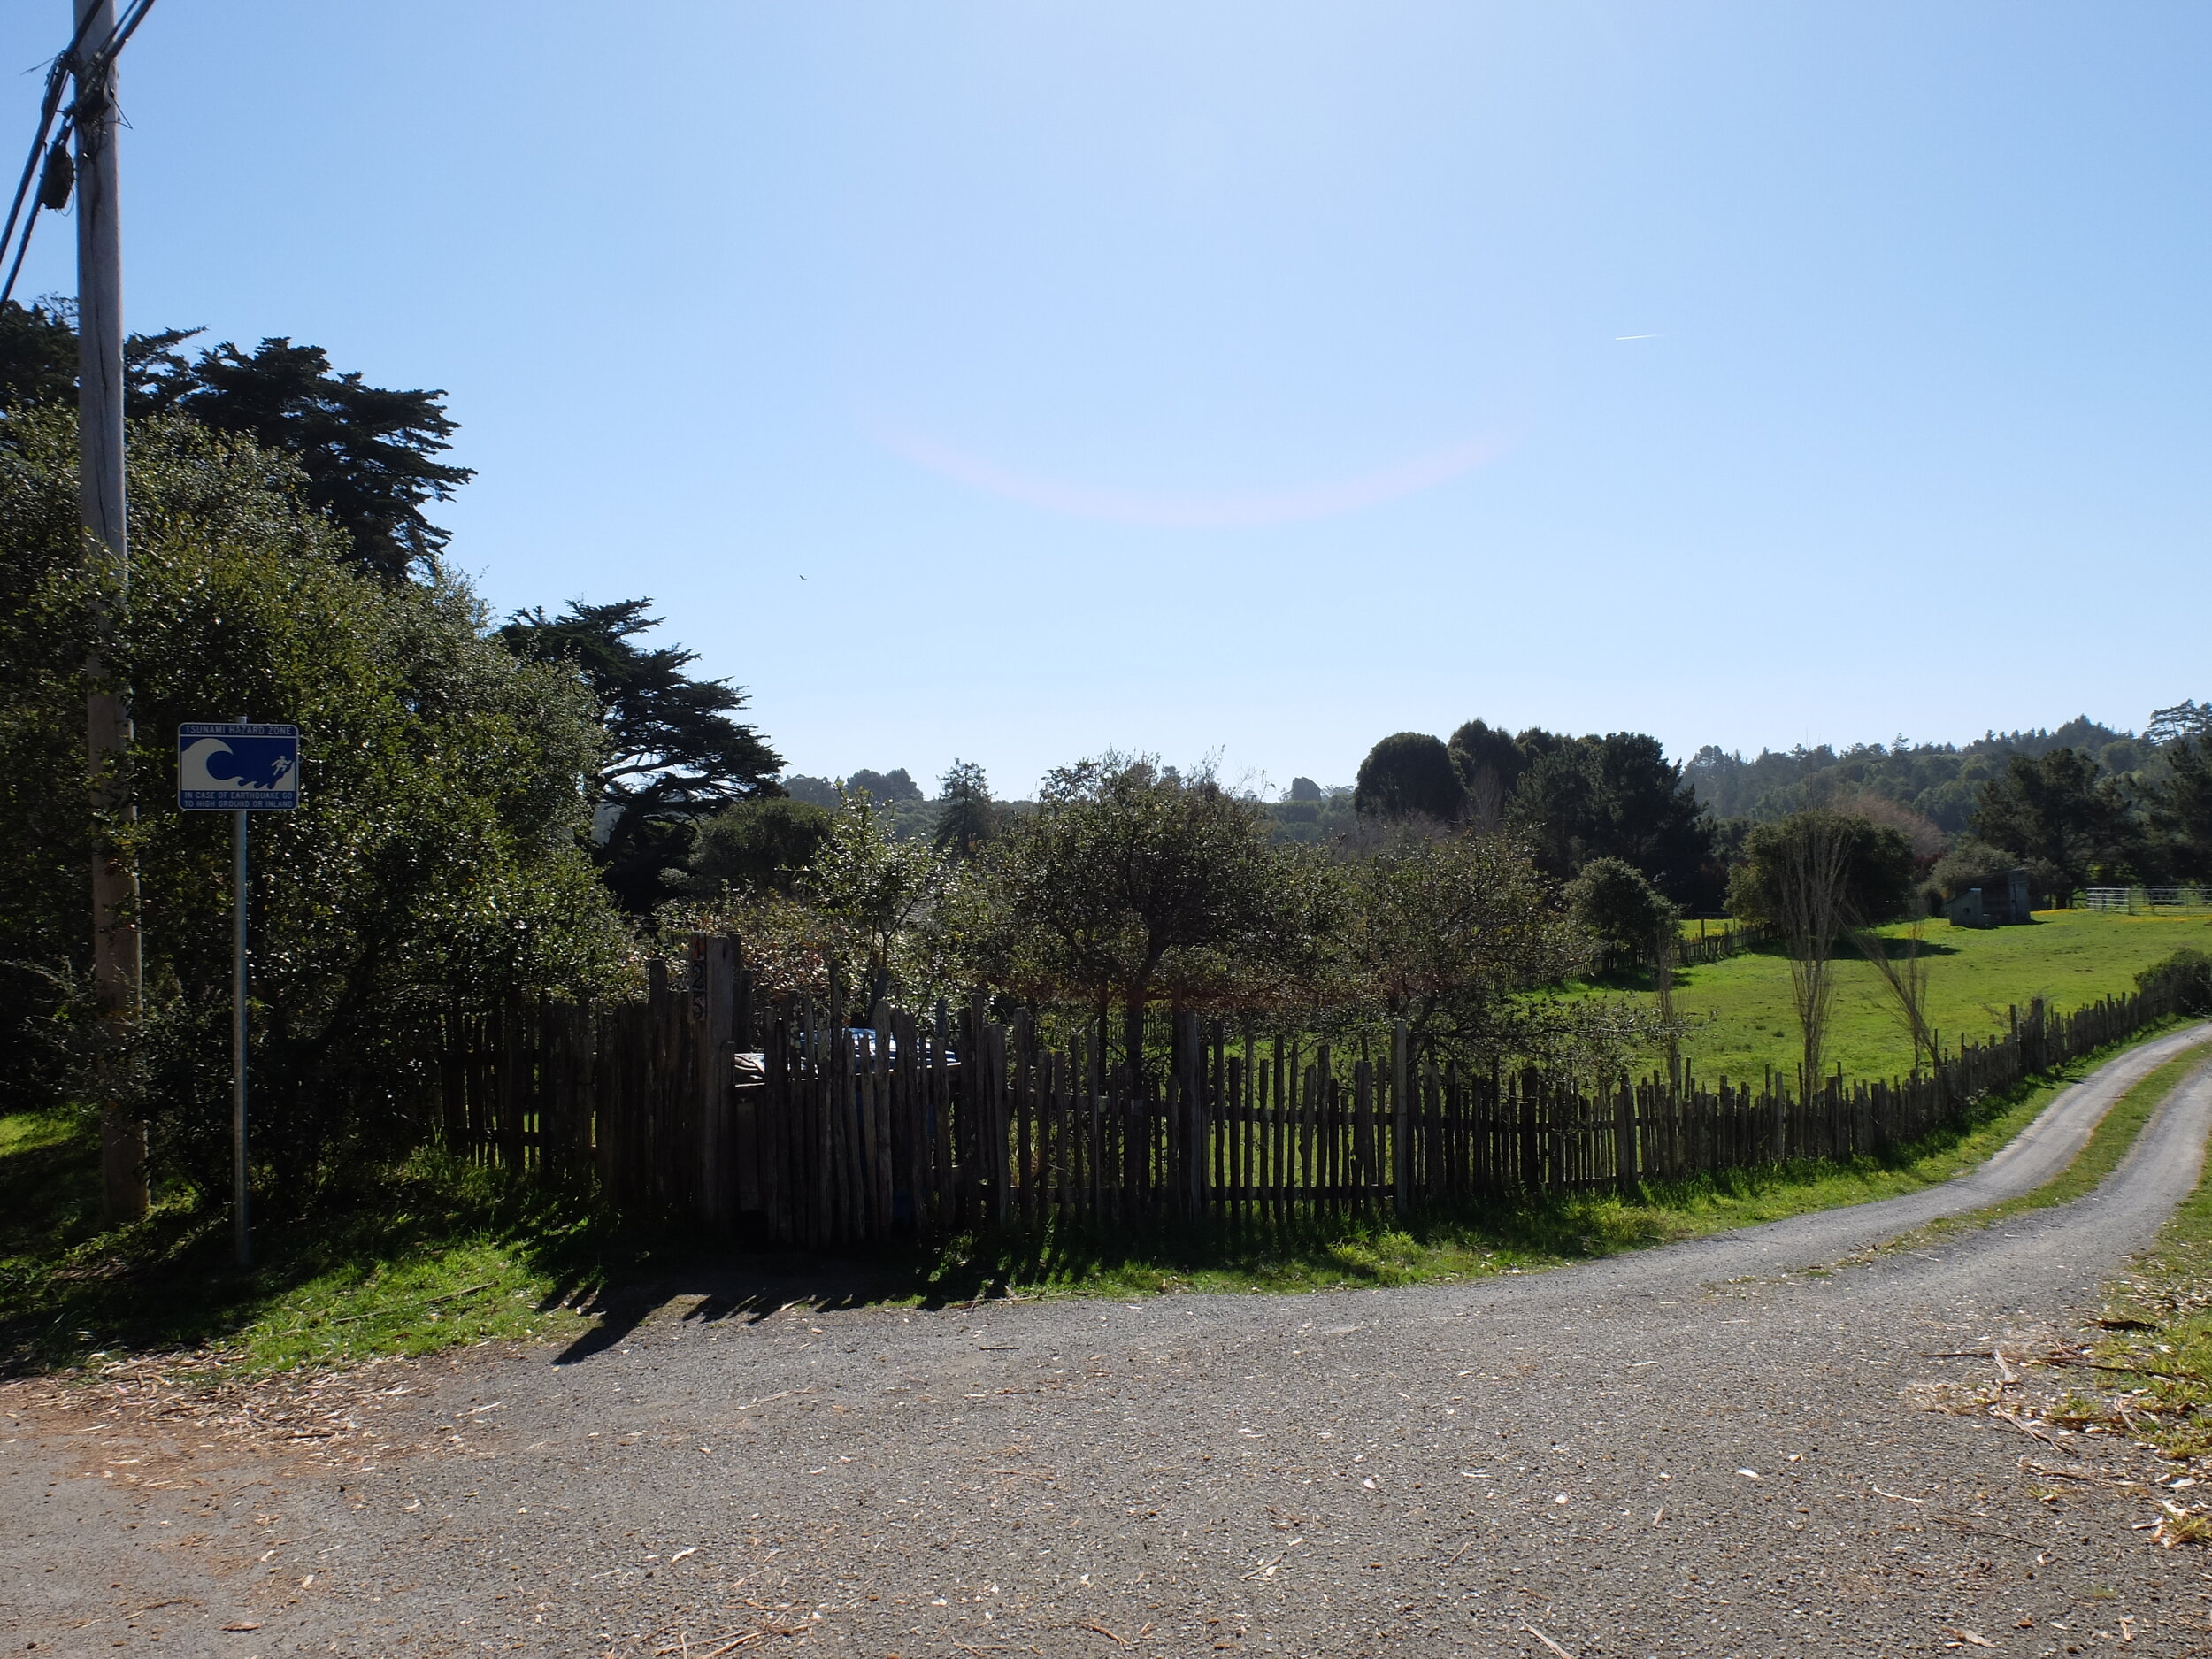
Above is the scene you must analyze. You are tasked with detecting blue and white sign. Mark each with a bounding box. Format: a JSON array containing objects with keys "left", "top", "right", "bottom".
[{"left": 178, "top": 723, "right": 301, "bottom": 811}]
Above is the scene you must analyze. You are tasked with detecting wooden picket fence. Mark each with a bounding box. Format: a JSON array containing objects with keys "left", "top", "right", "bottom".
[{"left": 437, "top": 933, "right": 2193, "bottom": 1245}]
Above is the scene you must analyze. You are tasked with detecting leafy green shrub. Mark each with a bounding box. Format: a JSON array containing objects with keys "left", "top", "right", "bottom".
[
  {"left": 2139, "top": 949, "right": 2212, "bottom": 1016},
  {"left": 1725, "top": 810, "right": 1916, "bottom": 927},
  {"left": 0, "top": 411, "right": 631, "bottom": 1198},
  {"left": 684, "top": 797, "right": 833, "bottom": 896},
  {"left": 1564, "top": 856, "right": 1678, "bottom": 962}
]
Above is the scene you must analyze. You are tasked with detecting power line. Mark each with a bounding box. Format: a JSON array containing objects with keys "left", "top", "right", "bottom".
[
  {"left": 0, "top": 73, "right": 75, "bottom": 306},
  {"left": 0, "top": 0, "right": 108, "bottom": 303},
  {"left": 0, "top": 0, "right": 158, "bottom": 311},
  {"left": 94, "top": 0, "right": 161, "bottom": 75}
]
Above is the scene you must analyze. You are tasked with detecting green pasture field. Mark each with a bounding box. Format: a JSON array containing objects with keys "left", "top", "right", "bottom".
[{"left": 1601, "top": 908, "right": 2212, "bottom": 1083}]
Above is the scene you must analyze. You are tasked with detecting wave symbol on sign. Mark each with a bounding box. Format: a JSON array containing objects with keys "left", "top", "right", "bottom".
[{"left": 180, "top": 736, "right": 296, "bottom": 793}]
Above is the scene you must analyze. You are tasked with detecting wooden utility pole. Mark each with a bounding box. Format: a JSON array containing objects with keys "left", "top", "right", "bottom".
[{"left": 73, "top": 0, "right": 147, "bottom": 1222}]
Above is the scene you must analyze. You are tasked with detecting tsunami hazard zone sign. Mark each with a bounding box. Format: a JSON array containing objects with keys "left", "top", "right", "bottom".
[{"left": 178, "top": 722, "right": 301, "bottom": 811}]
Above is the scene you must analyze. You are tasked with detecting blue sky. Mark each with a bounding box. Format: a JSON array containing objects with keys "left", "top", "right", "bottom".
[{"left": 5, "top": 3, "right": 2207, "bottom": 795}]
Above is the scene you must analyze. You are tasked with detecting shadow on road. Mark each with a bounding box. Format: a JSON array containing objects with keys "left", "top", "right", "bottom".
[{"left": 545, "top": 1252, "right": 1010, "bottom": 1365}]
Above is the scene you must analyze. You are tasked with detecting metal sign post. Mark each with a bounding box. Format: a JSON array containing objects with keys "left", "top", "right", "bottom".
[
  {"left": 178, "top": 721, "right": 300, "bottom": 1267},
  {"left": 232, "top": 804, "right": 248, "bottom": 1261}
]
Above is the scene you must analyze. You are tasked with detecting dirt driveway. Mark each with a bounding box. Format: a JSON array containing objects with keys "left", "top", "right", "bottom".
[{"left": 9, "top": 1025, "right": 2212, "bottom": 1658}]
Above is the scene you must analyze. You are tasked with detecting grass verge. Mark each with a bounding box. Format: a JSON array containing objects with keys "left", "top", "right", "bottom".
[
  {"left": 2073, "top": 1056, "right": 2212, "bottom": 1495},
  {"left": 0, "top": 1126, "right": 614, "bottom": 1381}
]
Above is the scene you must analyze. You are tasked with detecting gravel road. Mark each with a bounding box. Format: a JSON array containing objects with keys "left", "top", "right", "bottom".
[{"left": 10, "top": 1023, "right": 2212, "bottom": 1659}]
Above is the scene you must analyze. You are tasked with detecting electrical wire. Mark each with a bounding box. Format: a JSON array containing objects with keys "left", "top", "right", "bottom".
[
  {"left": 91, "top": 0, "right": 162, "bottom": 77},
  {"left": 0, "top": 3, "right": 106, "bottom": 291},
  {"left": 0, "top": 76, "right": 74, "bottom": 308},
  {"left": 0, "top": 134, "right": 69, "bottom": 309},
  {"left": 0, "top": 0, "right": 163, "bottom": 311}
]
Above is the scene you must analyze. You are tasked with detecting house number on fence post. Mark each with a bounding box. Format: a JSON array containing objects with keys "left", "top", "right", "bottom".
[{"left": 179, "top": 721, "right": 301, "bottom": 1267}]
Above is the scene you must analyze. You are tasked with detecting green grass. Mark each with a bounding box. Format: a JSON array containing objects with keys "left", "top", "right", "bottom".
[
  {"left": 1678, "top": 916, "right": 1751, "bottom": 941},
  {"left": 2077, "top": 1054, "right": 2212, "bottom": 1486},
  {"left": 1593, "top": 908, "right": 2212, "bottom": 1082},
  {"left": 0, "top": 1118, "right": 604, "bottom": 1380}
]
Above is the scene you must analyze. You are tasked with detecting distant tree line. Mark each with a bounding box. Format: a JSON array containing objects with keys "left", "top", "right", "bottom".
[
  {"left": 1683, "top": 710, "right": 2205, "bottom": 842},
  {"left": 1333, "top": 706, "right": 2206, "bottom": 1099},
  {"left": 1344, "top": 707, "right": 2212, "bottom": 916},
  {"left": 1351, "top": 722, "right": 1722, "bottom": 906}
]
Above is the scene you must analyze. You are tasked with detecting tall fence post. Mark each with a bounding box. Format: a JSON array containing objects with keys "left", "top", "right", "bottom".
[
  {"left": 1181, "top": 1010, "right": 1204, "bottom": 1221},
  {"left": 1518, "top": 1071, "right": 1540, "bottom": 1194},
  {"left": 730, "top": 943, "right": 763, "bottom": 1232},
  {"left": 695, "top": 933, "right": 737, "bottom": 1235},
  {"left": 1391, "top": 1021, "right": 1409, "bottom": 1215},
  {"left": 1614, "top": 1077, "right": 1637, "bottom": 1193},
  {"left": 994, "top": 1010, "right": 1015, "bottom": 1230}
]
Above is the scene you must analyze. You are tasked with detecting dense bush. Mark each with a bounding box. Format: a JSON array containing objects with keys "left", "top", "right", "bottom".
[
  {"left": 2139, "top": 949, "right": 2212, "bottom": 1017},
  {"left": 1724, "top": 810, "right": 1916, "bottom": 928},
  {"left": 683, "top": 797, "right": 833, "bottom": 897},
  {"left": 0, "top": 411, "right": 630, "bottom": 1195},
  {"left": 1563, "top": 856, "right": 1679, "bottom": 962}
]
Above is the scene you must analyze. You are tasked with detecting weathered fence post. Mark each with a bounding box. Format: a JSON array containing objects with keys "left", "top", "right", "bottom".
[
  {"left": 1614, "top": 1076, "right": 1637, "bottom": 1193},
  {"left": 1180, "top": 1010, "right": 1206, "bottom": 1220},
  {"left": 995, "top": 1011, "right": 1016, "bottom": 1230},
  {"left": 498, "top": 995, "right": 526, "bottom": 1171},
  {"left": 1518, "top": 1070, "right": 1541, "bottom": 1194},
  {"left": 695, "top": 933, "right": 738, "bottom": 1235},
  {"left": 729, "top": 940, "right": 763, "bottom": 1232},
  {"left": 1391, "top": 1021, "right": 1409, "bottom": 1215}
]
